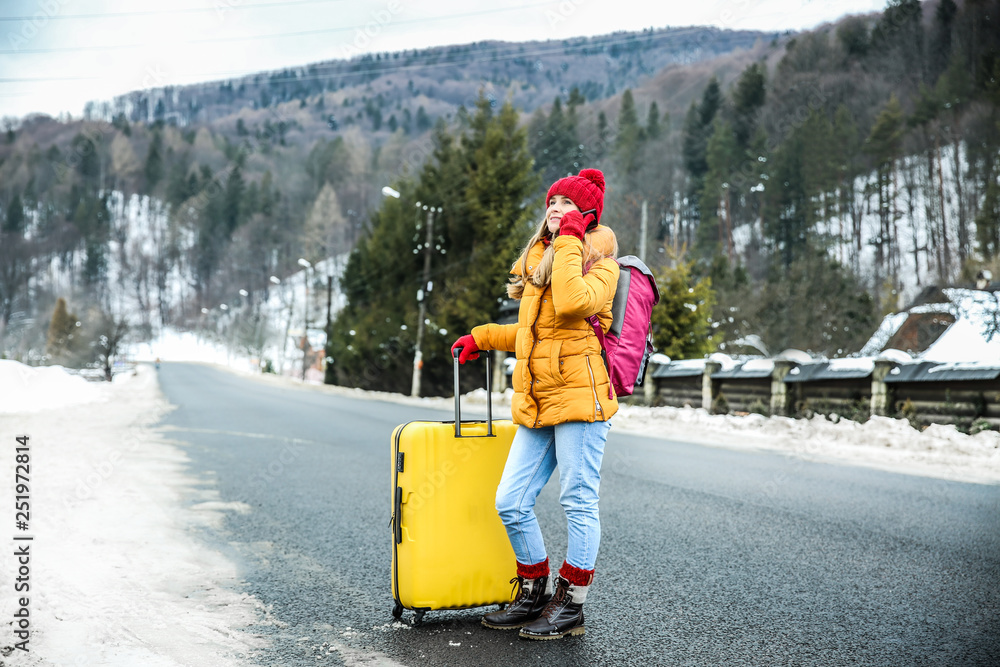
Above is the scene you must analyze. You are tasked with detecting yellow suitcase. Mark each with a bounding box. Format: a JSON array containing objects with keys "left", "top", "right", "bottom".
[{"left": 390, "top": 350, "right": 517, "bottom": 625}]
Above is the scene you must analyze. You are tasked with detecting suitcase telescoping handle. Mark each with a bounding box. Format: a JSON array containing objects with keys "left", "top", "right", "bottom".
[{"left": 452, "top": 347, "right": 494, "bottom": 438}]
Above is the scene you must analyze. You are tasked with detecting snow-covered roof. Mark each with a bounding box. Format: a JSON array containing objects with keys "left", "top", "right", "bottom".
[
  {"left": 785, "top": 357, "right": 876, "bottom": 383},
  {"left": 886, "top": 360, "right": 1000, "bottom": 383},
  {"left": 707, "top": 353, "right": 741, "bottom": 372},
  {"left": 921, "top": 317, "right": 1000, "bottom": 363},
  {"left": 859, "top": 312, "right": 908, "bottom": 357},
  {"left": 651, "top": 358, "right": 706, "bottom": 379},
  {"left": 712, "top": 358, "right": 774, "bottom": 379},
  {"left": 827, "top": 357, "right": 876, "bottom": 373},
  {"left": 858, "top": 288, "right": 1000, "bottom": 364}
]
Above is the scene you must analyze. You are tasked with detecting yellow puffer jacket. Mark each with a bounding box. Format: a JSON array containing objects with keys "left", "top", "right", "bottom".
[{"left": 472, "top": 226, "right": 620, "bottom": 428}]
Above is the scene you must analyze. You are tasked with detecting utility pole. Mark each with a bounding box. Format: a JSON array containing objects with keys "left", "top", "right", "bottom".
[
  {"left": 298, "top": 258, "right": 312, "bottom": 381},
  {"left": 640, "top": 199, "right": 648, "bottom": 263},
  {"left": 411, "top": 205, "right": 439, "bottom": 397},
  {"left": 326, "top": 274, "right": 333, "bottom": 330},
  {"left": 673, "top": 205, "right": 681, "bottom": 261}
]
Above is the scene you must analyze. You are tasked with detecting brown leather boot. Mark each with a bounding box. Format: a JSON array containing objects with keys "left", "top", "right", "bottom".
[
  {"left": 481, "top": 576, "right": 552, "bottom": 629},
  {"left": 518, "top": 576, "right": 586, "bottom": 640}
]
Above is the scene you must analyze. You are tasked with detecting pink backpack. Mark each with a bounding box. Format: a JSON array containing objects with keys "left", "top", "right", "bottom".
[{"left": 587, "top": 256, "right": 660, "bottom": 398}]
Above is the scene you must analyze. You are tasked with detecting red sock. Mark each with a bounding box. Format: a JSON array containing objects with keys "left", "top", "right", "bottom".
[
  {"left": 559, "top": 560, "right": 594, "bottom": 586},
  {"left": 516, "top": 558, "right": 550, "bottom": 579}
]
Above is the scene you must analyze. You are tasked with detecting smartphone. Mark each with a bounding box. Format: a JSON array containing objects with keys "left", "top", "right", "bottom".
[{"left": 581, "top": 208, "right": 598, "bottom": 231}]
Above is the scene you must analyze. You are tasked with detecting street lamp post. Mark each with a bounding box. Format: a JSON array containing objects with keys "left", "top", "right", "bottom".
[
  {"left": 411, "top": 203, "right": 441, "bottom": 398},
  {"left": 298, "top": 258, "right": 312, "bottom": 380}
]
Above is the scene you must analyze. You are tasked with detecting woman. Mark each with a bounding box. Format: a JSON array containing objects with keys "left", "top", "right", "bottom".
[{"left": 451, "top": 168, "right": 619, "bottom": 640}]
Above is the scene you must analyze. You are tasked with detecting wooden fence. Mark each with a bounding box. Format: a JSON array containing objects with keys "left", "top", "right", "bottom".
[{"left": 648, "top": 358, "right": 1000, "bottom": 432}]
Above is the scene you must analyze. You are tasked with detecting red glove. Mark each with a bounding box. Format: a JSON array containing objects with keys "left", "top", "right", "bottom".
[
  {"left": 451, "top": 334, "right": 480, "bottom": 364},
  {"left": 558, "top": 210, "right": 595, "bottom": 241}
]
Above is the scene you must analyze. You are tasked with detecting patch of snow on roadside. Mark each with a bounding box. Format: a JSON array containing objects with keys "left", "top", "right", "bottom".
[
  {"left": 0, "top": 366, "right": 266, "bottom": 665},
  {"left": 610, "top": 403, "right": 1000, "bottom": 484},
  {"left": 0, "top": 360, "right": 108, "bottom": 414}
]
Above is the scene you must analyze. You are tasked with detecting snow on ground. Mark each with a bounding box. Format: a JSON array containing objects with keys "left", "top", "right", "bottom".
[
  {"left": 0, "top": 363, "right": 266, "bottom": 666},
  {"left": 0, "top": 361, "right": 107, "bottom": 414},
  {"left": 130, "top": 329, "right": 230, "bottom": 365},
  {"left": 608, "top": 403, "right": 1000, "bottom": 485}
]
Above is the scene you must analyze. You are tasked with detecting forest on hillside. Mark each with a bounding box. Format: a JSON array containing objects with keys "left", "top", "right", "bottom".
[{"left": 0, "top": 0, "right": 997, "bottom": 394}]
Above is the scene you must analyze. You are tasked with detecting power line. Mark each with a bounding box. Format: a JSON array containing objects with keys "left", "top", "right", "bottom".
[
  {"left": 0, "top": 0, "right": 343, "bottom": 22},
  {"left": 0, "top": 1, "right": 554, "bottom": 54},
  {"left": 0, "top": 76, "right": 101, "bottom": 82}
]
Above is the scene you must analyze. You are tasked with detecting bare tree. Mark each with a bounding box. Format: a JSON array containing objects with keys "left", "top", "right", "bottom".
[{"left": 94, "top": 310, "right": 130, "bottom": 381}]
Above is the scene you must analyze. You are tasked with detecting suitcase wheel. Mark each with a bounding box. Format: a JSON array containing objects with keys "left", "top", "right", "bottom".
[
  {"left": 392, "top": 602, "right": 404, "bottom": 620},
  {"left": 412, "top": 609, "right": 426, "bottom": 626}
]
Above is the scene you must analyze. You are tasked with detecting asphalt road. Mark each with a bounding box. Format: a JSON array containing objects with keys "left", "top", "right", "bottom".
[{"left": 156, "top": 362, "right": 1000, "bottom": 666}]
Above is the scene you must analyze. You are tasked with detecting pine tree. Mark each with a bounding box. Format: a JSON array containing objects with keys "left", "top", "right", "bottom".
[
  {"left": 145, "top": 130, "right": 164, "bottom": 189},
  {"left": 650, "top": 259, "right": 718, "bottom": 359},
  {"left": 682, "top": 78, "right": 722, "bottom": 220},
  {"left": 800, "top": 109, "right": 835, "bottom": 231},
  {"left": 416, "top": 106, "right": 431, "bottom": 132},
  {"left": 615, "top": 89, "right": 642, "bottom": 175},
  {"left": 754, "top": 253, "right": 877, "bottom": 356},
  {"left": 832, "top": 105, "right": 862, "bottom": 269},
  {"left": 72, "top": 134, "right": 100, "bottom": 187},
  {"left": 4, "top": 194, "right": 24, "bottom": 233},
  {"left": 935, "top": 51, "right": 975, "bottom": 270},
  {"left": 530, "top": 97, "right": 579, "bottom": 185},
  {"left": 166, "top": 162, "right": 194, "bottom": 206},
  {"left": 837, "top": 16, "right": 869, "bottom": 59},
  {"left": 441, "top": 98, "right": 538, "bottom": 353},
  {"left": 870, "top": 0, "right": 925, "bottom": 88},
  {"left": 764, "top": 128, "right": 808, "bottom": 268},
  {"left": 567, "top": 87, "right": 585, "bottom": 110},
  {"left": 732, "top": 63, "right": 766, "bottom": 149},
  {"left": 223, "top": 155, "right": 246, "bottom": 234},
  {"left": 929, "top": 0, "right": 958, "bottom": 81},
  {"left": 46, "top": 297, "right": 78, "bottom": 358},
  {"left": 645, "top": 101, "right": 662, "bottom": 140},
  {"left": 865, "top": 95, "right": 905, "bottom": 293},
  {"left": 596, "top": 111, "right": 609, "bottom": 157},
  {"left": 75, "top": 193, "right": 111, "bottom": 286},
  {"left": 699, "top": 119, "right": 739, "bottom": 261}
]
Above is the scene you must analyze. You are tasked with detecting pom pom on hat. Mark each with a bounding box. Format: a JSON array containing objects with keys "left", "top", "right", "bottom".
[
  {"left": 546, "top": 168, "right": 606, "bottom": 222},
  {"left": 578, "top": 168, "right": 605, "bottom": 192}
]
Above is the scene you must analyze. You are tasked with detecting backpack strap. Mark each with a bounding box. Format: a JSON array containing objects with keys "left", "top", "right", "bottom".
[
  {"left": 587, "top": 314, "right": 614, "bottom": 400},
  {"left": 587, "top": 314, "right": 606, "bottom": 349}
]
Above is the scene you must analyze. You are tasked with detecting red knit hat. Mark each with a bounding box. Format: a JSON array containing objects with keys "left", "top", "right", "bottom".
[{"left": 546, "top": 168, "right": 606, "bottom": 222}]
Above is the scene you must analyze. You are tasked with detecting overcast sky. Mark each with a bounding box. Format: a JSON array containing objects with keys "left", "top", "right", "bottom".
[{"left": 0, "top": 0, "right": 887, "bottom": 121}]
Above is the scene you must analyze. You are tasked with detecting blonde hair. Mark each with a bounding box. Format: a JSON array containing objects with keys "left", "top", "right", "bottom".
[{"left": 506, "top": 219, "right": 618, "bottom": 299}]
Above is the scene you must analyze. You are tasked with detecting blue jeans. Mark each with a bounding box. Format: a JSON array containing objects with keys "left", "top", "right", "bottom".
[{"left": 495, "top": 420, "right": 611, "bottom": 572}]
